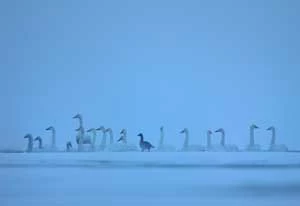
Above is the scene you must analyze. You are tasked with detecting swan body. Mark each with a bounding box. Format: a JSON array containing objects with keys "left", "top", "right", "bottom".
[
  {"left": 206, "top": 130, "right": 226, "bottom": 151},
  {"left": 108, "top": 129, "right": 138, "bottom": 152},
  {"left": 138, "top": 133, "right": 154, "bottom": 152},
  {"left": 267, "top": 126, "right": 288, "bottom": 152},
  {"left": 246, "top": 124, "right": 261, "bottom": 151},
  {"left": 155, "top": 127, "right": 176, "bottom": 152},
  {"left": 75, "top": 127, "right": 93, "bottom": 152},
  {"left": 180, "top": 128, "right": 205, "bottom": 152}
]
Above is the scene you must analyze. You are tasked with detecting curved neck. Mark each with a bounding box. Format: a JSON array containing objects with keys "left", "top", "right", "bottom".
[
  {"left": 270, "top": 128, "right": 276, "bottom": 145},
  {"left": 37, "top": 138, "right": 43, "bottom": 149},
  {"left": 100, "top": 131, "right": 107, "bottom": 146},
  {"left": 51, "top": 128, "right": 56, "bottom": 148},
  {"left": 207, "top": 132, "right": 211, "bottom": 148},
  {"left": 107, "top": 130, "right": 114, "bottom": 144},
  {"left": 220, "top": 131, "right": 225, "bottom": 146},
  {"left": 250, "top": 127, "right": 255, "bottom": 146},
  {"left": 91, "top": 130, "right": 97, "bottom": 146},
  {"left": 159, "top": 129, "right": 164, "bottom": 146},
  {"left": 78, "top": 117, "right": 83, "bottom": 128},
  {"left": 26, "top": 136, "right": 33, "bottom": 152},
  {"left": 183, "top": 131, "right": 189, "bottom": 148}
]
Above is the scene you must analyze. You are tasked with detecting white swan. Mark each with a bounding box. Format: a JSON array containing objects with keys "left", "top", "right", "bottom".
[
  {"left": 86, "top": 128, "right": 98, "bottom": 151},
  {"left": 73, "top": 114, "right": 83, "bottom": 128},
  {"left": 96, "top": 126, "right": 107, "bottom": 151},
  {"left": 34, "top": 136, "right": 43, "bottom": 149},
  {"left": 24, "top": 134, "right": 33, "bottom": 152},
  {"left": 108, "top": 129, "right": 138, "bottom": 152},
  {"left": 205, "top": 130, "right": 224, "bottom": 151},
  {"left": 267, "top": 126, "right": 288, "bottom": 152},
  {"left": 214, "top": 128, "right": 239, "bottom": 152},
  {"left": 180, "top": 128, "right": 205, "bottom": 152},
  {"left": 75, "top": 126, "right": 92, "bottom": 152},
  {"left": 45, "top": 126, "right": 56, "bottom": 150},
  {"left": 105, "top": 128, "right": 114, "bottom": 145},
  {"left": 155, "top": 126, "right": 176, "bottom": 152},
  {"left": 246, "top": 124, "right": 261, "bottom": 151}
]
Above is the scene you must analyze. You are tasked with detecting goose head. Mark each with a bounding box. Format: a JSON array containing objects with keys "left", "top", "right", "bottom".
[
  {"left": 267, "top": 126, "right": 275, "bottom": 131},
  {"left": 120, "top": 129, "right": 127, "bottom": 135},
  {"left": 215, "top": 128, "right": 224, "bottom": 133}
]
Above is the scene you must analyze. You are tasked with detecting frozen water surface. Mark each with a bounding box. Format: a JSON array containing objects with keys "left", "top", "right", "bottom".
[{"left": 1, "top": 152, "right": 300, "bottom": 206}]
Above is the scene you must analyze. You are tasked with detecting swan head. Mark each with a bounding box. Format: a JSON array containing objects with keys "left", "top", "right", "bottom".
[
  {"left": 120, "top": 129, "right": 127, "bottom": 135},
  {"left": 117, "top": 136, "right": 124, "bottom": 142},
  {"left": 160, "top": 126, "right": 164, "bottom": 131},
  {"left": 250, "top": 124, "right": 259, "bottom": 129},
  {"left": 207, "top": 130, "right": 213, "bottom": 135},
  {"left": 73, "top": 114, "right": 82, "bottom": 119},
  {"left": 105, "top": 128, "right": 112, "bottom": 132},
  {"left": 46, "top": 126, "right": 54, "bottom": 131},
  {"left": 180, "top": 128, "right": 188, "bottom": 134},
  {"left": 137, "top": 133, "right": 143, "bottom": 137},
  {"left": 96, "top": 126, "right": 105, "bottom": 132},
  {"left": 215, "top": 128, "right": 224, "bottom": 133},
  {"left": 86, "top": 128, "right": 95, "bottom": 133},
  {"left": 75, "top": 127, "right": 84, "bottom": 132},
  {"left": 24, "top": 134, "right": 32, "bottom": 139},
  {"left": 34, "top": 136, "right": 41, "bottom": 141},
  {"left": 267, "top": 126, "right": 275, "bottom": 131}
]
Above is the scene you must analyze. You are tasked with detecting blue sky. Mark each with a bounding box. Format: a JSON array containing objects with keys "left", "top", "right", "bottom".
[{"left": 1, "top": 0, "right": 300, "bottom": 150}]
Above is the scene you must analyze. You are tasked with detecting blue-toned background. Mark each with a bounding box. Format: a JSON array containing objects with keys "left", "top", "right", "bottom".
[{"left": 1, "top": 0, "right": 299, "bottom": 150}]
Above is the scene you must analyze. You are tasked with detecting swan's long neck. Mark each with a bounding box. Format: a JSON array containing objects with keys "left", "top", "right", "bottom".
[
  {"left": 25, "top": 135, "right": 33, "bottom": 152},
  {"left": 37, "top": 138, "right": 43, "bottom": 149},
  {"left": 51, "top": 128, "right": 56, "bottom": 149},
  {"left": 270, "top": 128, "right": 276, "bottom": 145},
  {"left": 159, "top": 129, "right": 164, "bottom": 147},
  {"left": 100, "top": 131, "right": 107, "bottom": 146},
  {"left": 250, "top": 127, "right": 255, "bottom": 146},
  {"left": 91, "top": 130, "right": 97, "bottom": 146},
  {"left": 107, "top": 129, "right": 114, "bottom": 144},
  {"left": 207, "top": 132, "right": 211, "bottom": 148},
  {"left": 220, "top": 131, "right": 225, "bottom": 146},
  {"left": 183, "top": 130, "right": 189, "bottom": 148},
  {"left": 78, "top": 116, "right": 83, "bottom": 128}
]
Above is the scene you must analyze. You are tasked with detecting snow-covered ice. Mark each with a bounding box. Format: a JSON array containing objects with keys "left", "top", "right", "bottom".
[{"left": 1, "top": 152, "right": 300, "bottom": 206}]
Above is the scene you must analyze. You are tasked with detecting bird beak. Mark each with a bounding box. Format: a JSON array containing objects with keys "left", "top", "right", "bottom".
[
  {"left": 180, "top": 130, "right": 184, "bottom": 134},
  {"left": 117, "top": 137, "right": 122, "bottom": 142}
]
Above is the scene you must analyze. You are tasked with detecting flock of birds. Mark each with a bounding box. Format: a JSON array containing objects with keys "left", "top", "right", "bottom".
[{"left": 23, "top": 114, "right": 289, "bottom": 153}]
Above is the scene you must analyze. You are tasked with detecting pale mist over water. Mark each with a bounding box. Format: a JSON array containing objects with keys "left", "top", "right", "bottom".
[{"left": 1, "top": 0, "right": 300, "bottom": 205}]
